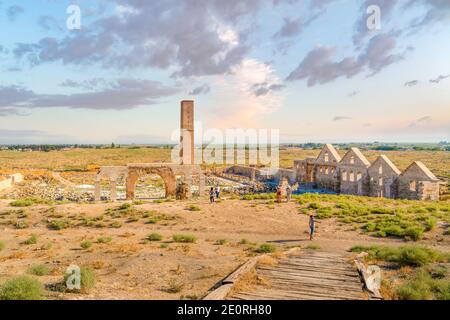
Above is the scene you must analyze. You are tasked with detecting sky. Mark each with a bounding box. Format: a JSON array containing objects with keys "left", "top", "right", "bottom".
[{"left": 0, "top": 0, "right": 449, "bottom": 144}]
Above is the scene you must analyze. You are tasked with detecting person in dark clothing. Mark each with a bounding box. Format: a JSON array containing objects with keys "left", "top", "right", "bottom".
[
  {"left": 215, "top": 186, "right": 220, "bottom": 199},
  {"left": 309, "top": 215, "right": 316, "bottom": 240},
  {"left": 209, "top": 187, "right": 215, "bottom": 204}
]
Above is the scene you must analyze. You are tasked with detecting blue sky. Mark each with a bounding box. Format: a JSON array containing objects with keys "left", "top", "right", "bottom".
[{"left": 0, "top": 0, "right": 449, "bottom": 144}]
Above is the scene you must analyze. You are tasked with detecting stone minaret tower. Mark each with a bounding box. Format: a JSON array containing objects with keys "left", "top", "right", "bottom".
[{"left": 180, "top": 100, "right": 194, "bottom": 165}]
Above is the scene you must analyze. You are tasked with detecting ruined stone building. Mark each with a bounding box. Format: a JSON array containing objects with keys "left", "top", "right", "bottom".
[{"left": 294, "top": 144, "right": 441, "bottom": 200}]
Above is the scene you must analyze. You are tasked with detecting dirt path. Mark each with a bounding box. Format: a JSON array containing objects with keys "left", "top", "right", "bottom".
[{"left": 230, "top": 249, "right": 367, "bottom": 300}]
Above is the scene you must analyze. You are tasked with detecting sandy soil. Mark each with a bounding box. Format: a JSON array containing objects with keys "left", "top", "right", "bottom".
[{"left": 0, "top": 197, "right": 448, "bottom": 300}]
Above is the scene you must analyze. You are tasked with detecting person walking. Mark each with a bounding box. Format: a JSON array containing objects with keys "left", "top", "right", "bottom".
[
  {"left": 215, "top": 185, "right": 220, "bottom": 199},
  {"left": 276, "top": 187, "right": 282, "bottom": 203},
  {"left": 286, "top": 185, "right": 292, "bottom": 202},
  {"left": 309, "top": 215, "right": 316, "bottom": 240},
  {"left": 209, "top": 187, "right": 215, "bottom": 204}
]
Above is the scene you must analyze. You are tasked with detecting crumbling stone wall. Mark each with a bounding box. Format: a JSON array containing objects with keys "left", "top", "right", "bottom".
[
  {"left": 397, "top": 161, "right": 440, "bottom": 200},
  {"left": 368, "top": 156, "right": 400, "bottom": 199},
  {"left": 338, "top": 148, "right": 370, "bottom": 196},
  {"left": 293, "top": 145, "right": 441, "bottom": 201}
]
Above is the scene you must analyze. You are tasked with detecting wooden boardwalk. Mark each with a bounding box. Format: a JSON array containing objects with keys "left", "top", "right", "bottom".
[{"left": 229, "top": 250, "right": 367, "bottom": 300}]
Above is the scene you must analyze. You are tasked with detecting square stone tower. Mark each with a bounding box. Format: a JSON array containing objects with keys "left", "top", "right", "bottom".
[{"left": 180, "top": 100, "right": 194, "bottom": 165}]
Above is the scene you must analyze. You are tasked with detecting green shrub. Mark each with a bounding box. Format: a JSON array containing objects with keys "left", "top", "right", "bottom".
[
  {"left": 0, "top": 241, "right": 5, "bottom": 251},
  {"left": 239, "top": 238, "right": 250, "bottom": 245},
  {"left": 187, "top": 205, "right": 201, "bottom": 212},
  {"left": 306, "top": 244, "right": 321, "bottom": 250},
  {"left": 307, "top": 202, "right": 321, "bottom": 210},
  {"left": 15, "top": 220, "right": 29, "bottom": 229},
  {"left": 147, "top": 233, "right": 163, "bottom": 241},
  {"left": 214, "top": 239, "right": 227, "bottom": 245},
  {"left": 97, "top": 236, "right": 112, "bottom": 244},
  {"left": 10, "top": 199, "right": 35, "bottom": 207},
  {"left": 110, "top": 221, "right": 122, "bottom": 228},
  {"left": 64, "top": 266, "right": 95, "bottom": 294},
  {"left": 0, "top": 276, "right": 43, "bottom": 300},
  {"left": 27, "top": 264, "right": 49, "bottom": 276},
  {"left": 255, "top": 243, "right": 276, "bottom": 253},
  {"left": 24, "top": 234, "right": 38, "bottom": 245},
  {"left": 350, "top": 245, "right": 448, "bottom": 267},
  {"left": 80, "top": 241, "right": 93, "bottom": 250},
  {"left": 172, "top": 234, "right": 197, "bottom": 243},
  {"left": 118, "top": 203, "right": 132, "bottom": 210},
  {"left": 48, "top": 219, "right": 71, "bottom": 230},
  {"left": 396, "top": 271, "right": 450, "bottom": 300}
]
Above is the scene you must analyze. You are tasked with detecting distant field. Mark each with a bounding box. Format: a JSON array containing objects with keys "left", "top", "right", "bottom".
[{"left": 0, "top": 147, "right": 449, "bottom": 179}]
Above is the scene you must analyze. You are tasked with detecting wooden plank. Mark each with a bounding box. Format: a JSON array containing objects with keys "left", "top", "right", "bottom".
[
  {"left": 268, "top": 279, "right": 363, "bottom": 293},
  {"left": 203, "top": 283, "right": 234, "bottom": 300},
  {"left": 258, "top": 273, "right": 363, "bottom": 290},
  {"left": 277, "top": 261, "right": 356, "bottom": 272},
  {"left": 259, "top": 269, "right": 362, "bottom": 283},
  {"left": 222, "top": 256, "right": 260, "bottom": 284},
  {"left": 260, "top": 264, "right": 359, "bottom": 277},
  {"left": 267, "top": 282, "right": 365, "bottom": 299}
]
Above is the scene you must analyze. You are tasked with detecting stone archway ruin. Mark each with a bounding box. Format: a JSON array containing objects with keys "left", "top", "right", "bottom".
[
  {"left": 126, "top": 165, "right": 176, "bottom": 200},
  {"left": 95, "top": 163, "right": 205, "bottom": 201}
]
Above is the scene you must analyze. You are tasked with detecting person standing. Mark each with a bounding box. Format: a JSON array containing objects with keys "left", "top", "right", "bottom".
[
  {"left": 286, "top": 185, "right": 292, "bottom": 202},
  {"left": 276, "top": 187, "right": 282, "bottom": 203},
  {"left": 309, "top": 215, "right": 316, "bottom": 240},
  {"left": 209, "top": 187, "right": 215, "bottom": 204},
  {"left": 215, "top": 185, "right": 220, "bottom": 199}
]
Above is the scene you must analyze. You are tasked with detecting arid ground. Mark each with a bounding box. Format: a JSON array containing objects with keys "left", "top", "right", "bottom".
[{"left": 0, "top": 148, "right": 449, "bottom": 300}]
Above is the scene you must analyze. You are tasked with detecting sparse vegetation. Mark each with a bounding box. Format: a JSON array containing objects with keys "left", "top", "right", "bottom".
[
  {"left": 80, "top": 240, "right": 93, "bottom": 250},
  {"left": 24, "top": 234, "right": 38, "bottom": 245},
  {"left": 147, "top": 233, "right": 163, "bottom": 241},
  {"left": 0, "top": 241, "right": 4, "bottom": 251},
  {"left": 187, "top": 204, "right": 201, "bottom": 212},
  {"left": 214, "top": 239, "right": 227, "bottom": 245},
  {"left": 172, "top": 234, "right": 197, "bottom": 243},
  {"left": 64, "top": 266, "right": 96, "bottom": 294},
  {"left": 0, "top": 276, "right": 43, "bottom": 300},
  {"left": 350, "top": 245, "right": 449, "bottom": 267},
  {"left": 27, "top": 264, "right": 49, "bottom": 276},
  {"left": 97, "top": 236, "right": 112, "bottom": 244},
  {"left": 255, "top": 243, "right": 276, "bottom": 253},
  {"left": 165, "top": 279, "right": 184, "bottom": 293},
  {"left": 48, "top": 219, "right": 71, "bottom": 230}
]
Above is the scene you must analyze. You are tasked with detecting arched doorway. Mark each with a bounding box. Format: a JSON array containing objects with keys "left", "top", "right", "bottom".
[{"left": 126, "top": 167, "right": 176, "bottom": 200}]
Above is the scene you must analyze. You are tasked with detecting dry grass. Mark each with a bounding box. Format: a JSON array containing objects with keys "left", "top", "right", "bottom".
[{"left": 229, "top": 269, "right": 271, "bottom": 297}]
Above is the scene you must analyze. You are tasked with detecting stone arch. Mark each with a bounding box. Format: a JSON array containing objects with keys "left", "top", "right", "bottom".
[{"left": 126, "top": 167, "right": 176, "bottom": 200}]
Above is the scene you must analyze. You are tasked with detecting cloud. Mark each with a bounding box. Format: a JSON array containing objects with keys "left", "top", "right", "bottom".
[
  {"left": 429, "top": 74, "right": 450, "bottom": 84},
  {"left": 12, "top": 1, "right": 296, "bottom": 78},
  {"left": 59, "top": 78, "right": 109, "bottom": 90},
  {"left": 0, "top": 79, "right": 180, "bottom": 111},
  {"left": 286, "top": 33, "right": 408, "bottom": 85},
  {"left": 189, "top": 84, "right": 211, "bottom": 95},
  {"left": 408, "top": 116, "right": 432, "bottom": 128},
  {"left": 38, "top": 15, "right": 63, "bottom": 32},
  {"left": 0, "top": 129, "right": 70, "bottom": 144},
  {"left": 206, "top": 59, "right": 284, "bottom": 127},
  {"left": 348, "top": 91, "right": 359, "bottom": 97},
  {"left": 333, "top": 116, "right": 352, "bottom": 121},
  {"left": 0, "top": 108, "right": 27, "bottom": 117},
  {"left": 407, "top": 0, "right": 450, "bottom": 30},
  {"left": 6, "top": 5, "right": 24, "bottom": 21},
  {"left": 251, "top": 82, "right": 285, "bottom": 97},
  {"left": 404, "top": 80, "right": 419, "bottom": 87},
  {"left": 273, "top": 17, "right": 304, "bottom": 39}
]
